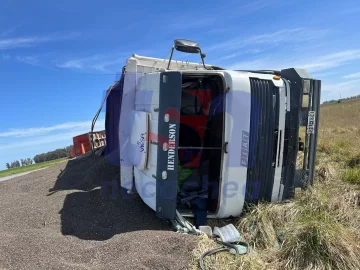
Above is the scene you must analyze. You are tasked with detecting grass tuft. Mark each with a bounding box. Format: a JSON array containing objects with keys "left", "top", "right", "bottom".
[
  {"left": 237, "top": 202, "right": 297, "bottom": 250},
  {"left": 346, "top": 153, "right": 360, "bottom": 168},
  {"left": 279, "top": 217, "right": 360, "bottom": 270},
  {"left": 341, "top": 168, "right": 360, "bottom": 185},
  {"left": 317, "top": 141, "right": 333, "bottom": 155}
]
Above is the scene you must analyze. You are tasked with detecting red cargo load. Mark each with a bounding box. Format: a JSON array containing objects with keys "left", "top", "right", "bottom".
[{"left": 72, "top": 130, "right": 106, "bottom": 157}]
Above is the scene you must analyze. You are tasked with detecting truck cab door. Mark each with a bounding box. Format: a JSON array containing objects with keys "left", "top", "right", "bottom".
[{"left": 156, "top": 72, "right": 182, "bottom": 220}]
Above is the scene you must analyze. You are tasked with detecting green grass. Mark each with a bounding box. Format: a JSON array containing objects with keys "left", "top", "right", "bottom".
[
  {"left": 0, "top": 158, "right": 69, "bottom": 178},
  {"left": 341, "top": 168, "right": 360, "bottom": 185}
]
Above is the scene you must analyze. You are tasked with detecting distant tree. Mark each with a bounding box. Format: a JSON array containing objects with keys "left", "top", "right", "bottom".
[
  {"left": 27, "top": 158, "right": 33, "bottom": 165},
  {"left": 65, "top": 146, "right": 73, "bottom": 156},
  {"left": 20, "top": 158, "right": 32, "bottom": 166},
  {"left": 33, "top": 145, "right": 72, "bottom": 164},
  {"left": 6, "top": 158, "right": 34, "bottom": 168},
  {"left": 10, "top": 160, "right": 20, "bottom": 168}
]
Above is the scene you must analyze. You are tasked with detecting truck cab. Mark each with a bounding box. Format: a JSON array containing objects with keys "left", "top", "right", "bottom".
[{"left": 107, "top": 39, "right": 321, "bottom": 222}]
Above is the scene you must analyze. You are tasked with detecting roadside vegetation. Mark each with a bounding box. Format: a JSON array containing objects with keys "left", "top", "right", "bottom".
[
  {"left": 2, "top": 145, "right": 73, "bottom": 178},
  {"left": 0, "top": 158, "right": 69, "bottom": 178},
  {"left": 192, "top": 98, "right": 360, "bottom": 270}
]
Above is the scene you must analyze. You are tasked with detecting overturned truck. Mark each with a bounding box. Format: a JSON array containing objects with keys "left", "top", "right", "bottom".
[{"left": 101, "top": 39, "right": 321, "bottom": 227}]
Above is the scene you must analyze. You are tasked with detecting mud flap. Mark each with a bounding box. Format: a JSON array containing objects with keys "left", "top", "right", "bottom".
[{"left": 156, "top": 72, "right": 182, "bottom": 220}]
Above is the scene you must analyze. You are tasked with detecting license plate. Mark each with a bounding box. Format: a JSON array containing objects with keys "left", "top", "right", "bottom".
[{"left": 307, "top": 111, "right": 316, "bottom": 134}]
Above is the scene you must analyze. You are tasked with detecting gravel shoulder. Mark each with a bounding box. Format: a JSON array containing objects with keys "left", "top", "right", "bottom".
[{"left": 0, "top": 155, "right": 197, "bottom": 270}]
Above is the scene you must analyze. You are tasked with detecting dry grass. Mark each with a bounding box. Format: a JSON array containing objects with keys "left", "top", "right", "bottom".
[
  {"left": 278, "top": 185, "right": 360, "bottom": 270},
  {"left": 280, "top": 217, "right": 360, "bottom": 270},
  {"left": 191, "top": 235, "right": 266, "bottom": 270},
  {"left": 237, "top": 202, "right": 298, "bottom": 250},
  {"left": 346, "top": 153, "right": 360, "bottom": 168},
  {"left": 192, "top": 98, "right": 360, "bottom": 270}
]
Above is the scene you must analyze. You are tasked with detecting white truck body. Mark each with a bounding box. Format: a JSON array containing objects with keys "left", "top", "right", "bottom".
[{"left": 104, "top": 40, "right": 321, "bottom": 222}]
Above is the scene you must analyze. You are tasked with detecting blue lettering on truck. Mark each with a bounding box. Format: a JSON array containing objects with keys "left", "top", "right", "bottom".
[{"left": 241, "top": 131, "right": 249, "bottom": 167}]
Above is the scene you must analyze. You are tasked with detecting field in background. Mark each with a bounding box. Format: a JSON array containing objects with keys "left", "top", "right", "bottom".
[
  {"left": 193, "top": 98, "right": 360, "bottom": 270},
  {"left": 0, "top": 158, "right": 69, "bottom": 178}
]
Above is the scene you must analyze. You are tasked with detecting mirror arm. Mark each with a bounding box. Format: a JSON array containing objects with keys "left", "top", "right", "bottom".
[
  {"left": 167, "top": 46, "right": 175, "bottom": 69},
  {"left": 199, "top": 48, "right": 211, "bottom": 70},
  {"left": 167, "top": 40, "right": 212, "bottom": 70}
]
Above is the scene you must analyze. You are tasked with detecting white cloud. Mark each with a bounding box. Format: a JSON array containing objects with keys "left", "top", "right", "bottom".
[
  {"left": 0, "top": 131, "right": 76, "bottom": 151},
  {"left": 0, "top": 25, "right": 21, "bottom": 37},
  {"left": 0, "top": 120, "right": 105, "bottom": 138},
  {"left": 311, "top": 71, "right": 339, "bottom": 78},
  {"left": 236, "top": 0, "right": 274, "bottom": 12},
  {"left": 0, "top": 37, "right": 47, "bottom": 50},
  {"left": 322, "top": 79, "right": 360, "bottom": 100},
  {"left": 225, "top": 49, "right": 360, "bottom": 102},
  {"left": 16, "top": 55, "right": 40, "bottom": 66},
  {"left": 207, "top": 28, "right": 329, "bottom": 52},
  {"left": 214, "top": 49, "right": 264, "bottom": 63},
  {"left": 14, "top": 54, "right": 58, "bottom": 70},
  {"left": 343, "top": 72, "right": 360, "bottom": 79},
  {"left": 56, "top": 53, "right": 128, "bottom": 71},
  {"left": 1, "top": 54, "right": 10, "bottom": 60},
  {"left": 0, "top": 33, "right": 78, "bottom": 50},
  {"left": 227, "top": 49, "right": 360, "bottom": 73},
  {"left": 246, "top": 28, "right": 305, "bottom": 44},
  {"left": 227, "top": 58, "right": 272, "bottom": 70},
  {"left": 167, "top": 18, "right": 216, "bottom": 31},
  {"left": 301, "top": 50, "right": 360, "bottom": 72},
  {"left": 0, "top": 119, "right": 105, "bottom": 151}
]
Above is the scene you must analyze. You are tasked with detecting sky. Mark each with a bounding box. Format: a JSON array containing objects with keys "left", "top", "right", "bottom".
[{"left": 0, "top": 0, "right": 359, "bottom": 170}]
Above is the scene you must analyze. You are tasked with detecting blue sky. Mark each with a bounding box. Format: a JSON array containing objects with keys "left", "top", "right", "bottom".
[{"left": 0, "top": 0, "right": 359, "bottom": 169}]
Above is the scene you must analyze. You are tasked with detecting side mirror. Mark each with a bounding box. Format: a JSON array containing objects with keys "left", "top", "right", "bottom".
[
  {"left": 167, "top": 39, "right": 210, "bottom": 70},
  {"left": 174, "top": 39, "right": 201, "bottom": 54}
]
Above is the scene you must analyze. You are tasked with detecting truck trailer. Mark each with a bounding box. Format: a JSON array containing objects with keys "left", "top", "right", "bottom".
[{"left": 99, "top": 39, "right": 321, "bottom": 228}]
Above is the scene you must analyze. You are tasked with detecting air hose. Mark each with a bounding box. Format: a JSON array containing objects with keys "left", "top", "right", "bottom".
[
  {"left": 90, "top": 82, "right": 115, "bottom": 160},
  {"left": 199, "top": 247, "right": 228, "bottom": 270},
  {"left": 199, "top": 236, "right": 249, "bottom": 270},
  {"left": 90, "top": 67, "right": 125, "bottom": 160}
]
